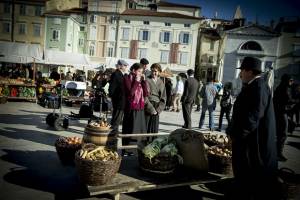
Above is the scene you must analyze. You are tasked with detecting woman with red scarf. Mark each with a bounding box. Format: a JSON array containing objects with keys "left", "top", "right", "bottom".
[{"left": 122, "top": 63, "right": 149, "bottom": 156}]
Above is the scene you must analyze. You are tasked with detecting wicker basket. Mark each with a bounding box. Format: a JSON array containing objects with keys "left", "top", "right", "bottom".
[
  {"left": 55, "top": 141, "right": 81, "bottom": 165},
  {"left": 207, "top": 153, "right": 232, "bottom": 175},
  {"left": 0, "top": 96, "right": 7, "bottom": 104},
  {"left": 137, "top": 140, "right": 178, "bottom": 175},
  {"left": 74, "top": 148, "right": 121, "bottom": 186}
]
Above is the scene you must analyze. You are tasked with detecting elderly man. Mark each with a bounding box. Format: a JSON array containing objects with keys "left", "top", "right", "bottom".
[
  {"left": 109, "top": 59, "right": 128, "bottom": 132},
  {"left": 226, "top": 57, "right": 278, "bottom": 199}
]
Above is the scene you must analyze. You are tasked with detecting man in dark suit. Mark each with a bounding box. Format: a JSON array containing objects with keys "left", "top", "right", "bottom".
[
  {"left": 109, "top": 59, "right": 128, "bottom": 132},
  {"left": 226, "top": 57, "right": 278, "bottom": 199},
  {"left": 181, "top": 69, "right": 199, "bottom": 129}
]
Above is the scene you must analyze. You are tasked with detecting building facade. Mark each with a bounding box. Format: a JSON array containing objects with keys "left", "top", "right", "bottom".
[
  {"left": 0, "top": 0, "right": 45, "bottom": 46},
  {"left": 222, "top": 24, "right": 280, "bottom": 94},
  {"left": 275, "top": 17, "right": 300, "bottom": 84}
]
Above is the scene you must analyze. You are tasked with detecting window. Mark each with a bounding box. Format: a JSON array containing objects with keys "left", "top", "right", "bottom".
[
  {"left": 208, "top": 56, "right": 214, "bottom": 63},
  {"left": 35, "top": 6, "right": 42, "bottom": 16},
  {"left": 210, "top": 41, "right": 215, "bottom": 51},
  {"left": 160, "top": 51, "right": 169, "bottom": 63},
  {"left": 139, "top": 30, "right": 150, "bottom": 41},
  {"left": 53, "top": 18, "right": 61, "bottom": 25},
  {"left": 241, "top": 41, "right": 262, "bottom": 51},
  {"left": 125, "top": 20, "right": 130, "bottom": 24},
  {"left": 90, "top": 15, "right": 97, "bottom": 23},
  {"left": 19, "top": 4, "right": 26, "bottom": 15},
  {"left": 179, "top": 52, "right": 188, "bottom": 65},
  {"left": 4, "top": 3, "right": 10, "bottom": 13},
  {"left": 78, "top": 38, "right": 84, "bottom": 47},
  {"left": 52, "top": 30, "right": 60, "bottom": 41},
  {"left": 121, "top": 47, "right": 129, "bottom": 58},
  {"left": 179, "top": 32, "right": 190, "bottom": 44},
  {"left": 89, "top": 26, "right": 97, "bottom": 40},
  {"left": 143, "top": 21, "right": 149, "bottom": 25},
  {"left": 18, "top": 23, "right": 26, "bottom": 35},
  {"left": 33, "top": 24, "right": 41, "bottom": 37},
  {"left": 165, "top": 22, "right": 171, "bottom": 26},
  {"left": 89, "top": 45, "right": 95, "bottom": 56},
  {"left": 160, "top": 31, "right": 171, "bottom": 43},
  {"left": 80, "top": 26, "right": 85, "bottom": 31},
  {"left": 294, "top": 44, "right": 300, "bottom": 56},
  {"left": 184, "top": 24, "right": 190, "bottom": 28},
  {"left": 107, "top": 47, "right": 114, "bottom": 57},
  {"left": 122, "top": 28, "right": 130, "bottom": 40},
  {"left": 138, "top": 48, "right": 147, "bottom": 59},
  {"left": 2, "top": 22, "right": 10, "bottom": 33}
]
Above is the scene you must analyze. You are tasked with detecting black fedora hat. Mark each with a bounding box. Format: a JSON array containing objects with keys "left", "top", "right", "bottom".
[{"left": 237, "top": 57, "right": 262, "bottom": 72}]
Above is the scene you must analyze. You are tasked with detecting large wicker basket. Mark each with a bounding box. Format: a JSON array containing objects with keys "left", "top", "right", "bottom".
[
  {"left": 74, "top": 149, "right": 121, "bottom": 186},
  {"left": 207, "top": 153, "right": 232, "bottom": 175},
  {"left": 55, "top": 140, "right": 81, "bottom": 165}
]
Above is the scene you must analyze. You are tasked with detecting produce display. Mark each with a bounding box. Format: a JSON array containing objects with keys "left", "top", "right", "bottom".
[
  {"left": 87, "top": 120, "right": 111, "bottom": 130},
  {"left": 142, "top": 137, "right": 169, "bottom": 160},
  {"left": 0, "top": 78, "right": 35, "bottom": 85},
  {"left": 40, "top": 77, "right": 57, "bottom": 86},
  {"left": 55, "top": 136, "right": 82, "bottom": 148},
  {"left": 203, "top": 133, "right": 230, "bottom": 147},
  {"left": 207, "top": 146, "right": 232, "bottom": 159},
  {"left": 78, "top": 146, "right": 119, "bottom": 161}
]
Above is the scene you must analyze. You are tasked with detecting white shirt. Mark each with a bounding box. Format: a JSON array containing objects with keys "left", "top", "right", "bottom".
[{"left": 175, "top": 80, "right": 184, "bottom": 95}]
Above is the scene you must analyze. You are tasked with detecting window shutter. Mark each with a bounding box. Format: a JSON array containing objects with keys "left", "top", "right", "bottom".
[
  {"left": 160, "top": 32, "right": 163, "bottom": 43},
  {"left": 169, "top": 32, "right": 173, "bottom": 43},
  {"left": 138, "top": 30, "right": 143, "bottom": 41},
  {"left": 179, "top": 32, "right": 183, "bottom": 43},
  {"left": 147, "top": 31, "right": 151, "bottom": 41}
]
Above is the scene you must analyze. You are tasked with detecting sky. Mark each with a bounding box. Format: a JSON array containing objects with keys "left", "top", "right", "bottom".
[{"left": 169, "top": 0, "right": 300, "bottom": 25}]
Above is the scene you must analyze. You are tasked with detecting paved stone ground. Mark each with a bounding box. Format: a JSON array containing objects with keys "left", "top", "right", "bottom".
[{"left": 0, "top": 102, "right": 299, "bottom": 200}]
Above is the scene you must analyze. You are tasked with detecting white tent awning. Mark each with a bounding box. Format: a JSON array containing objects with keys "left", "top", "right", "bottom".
[
  {"left": 44, "top": 49, "right": 91, "bottom": 68},
  {"left": 0, "top": 41, "right": 43, "bottom": 63}
]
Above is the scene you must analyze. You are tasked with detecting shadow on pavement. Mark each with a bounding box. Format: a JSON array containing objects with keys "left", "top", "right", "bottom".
[
  {"left": 1, "top": 149, "right": 89, "bottom": 199},
  {"left": 0, "top": 127, "right": 60, "bottom": 146},
  {"left": 286, "top": 141, "right": 300, "bottom": 150}
]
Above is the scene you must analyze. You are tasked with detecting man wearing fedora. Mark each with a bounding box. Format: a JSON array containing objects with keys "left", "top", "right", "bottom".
[
  {"left": 109, "top": 59, "right": 129, "bottom": 132},
  {"left": 226, "top": 57, "right": 279, "bottom": 199}
]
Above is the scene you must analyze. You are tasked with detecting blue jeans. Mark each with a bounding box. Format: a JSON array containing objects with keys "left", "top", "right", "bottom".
[{"left": 199, "top": 104, "right": 215, "bottom": 129}]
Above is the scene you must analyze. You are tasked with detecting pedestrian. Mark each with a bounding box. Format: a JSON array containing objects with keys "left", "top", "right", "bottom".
[
  {"left": 108, "top": 59, "right": 128, "bottom": 132},
  {"left": 140, "top": 58, "right": 151, "bottom": 77},
  {"left": 217, "top": 82, "right": 233, "bottom": 131},
  {"left": 198, "top": 77, "right": 217, "bottom": 131},
  {"left": 164, "top": 78, "right": 173, "bottom": 111},
  {"left": 226, "top": 57, "right": 278, "bottom": 200},
  {"left": 273, "top": 74, "right": 294, "bottom": 161},
  {"left": 144, "top": 63, "right": 166, "bottom": 133},
  {"left": 181, "top": 69, "right": 199, "bottom": 129},
  {"left": 194, "top": 80, "right": 203, "bottom": 111},
  {"left": 122, "top": 63, "right": 149, "bottom": 156},
  {"left": 171, "top": 75, "right": 184, "bottom": 112}
]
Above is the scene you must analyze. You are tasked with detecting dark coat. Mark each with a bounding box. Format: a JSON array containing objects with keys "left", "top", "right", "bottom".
[
  {"left": 227, "top": 77, "right": 277, "bottom": 182},
  {"left": 109, "top": 69, "right": 125, "bottom": 109},
  {"left": 181, "top": 76, "right": 199, "bottom": 104}
]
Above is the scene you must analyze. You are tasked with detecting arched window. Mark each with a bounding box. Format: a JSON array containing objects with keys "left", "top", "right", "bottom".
[{"left": 241, "top": 41, "right": 263, "bottom": 51}]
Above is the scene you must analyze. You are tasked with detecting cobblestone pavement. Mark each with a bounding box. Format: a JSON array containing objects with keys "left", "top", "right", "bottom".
[{"left": 0, "top": 102, "right": 299, "bottom": 200}]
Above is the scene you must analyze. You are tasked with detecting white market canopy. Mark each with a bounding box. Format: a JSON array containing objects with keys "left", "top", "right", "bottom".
[
  {"left": 0, "top": 41, "right": 43, "bottom": 63},
  {"left": 44, "top": 49, "right": 91, "bottom": 68}
]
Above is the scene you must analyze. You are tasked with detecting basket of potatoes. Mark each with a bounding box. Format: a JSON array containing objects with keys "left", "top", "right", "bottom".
[
  {"left": 75, "top": 143, "right": 121, "bottom": 185},
  {"left": 207, "top": 145, "right": 232, "bottom": 175},
  {"left": 55, "top": 136, "right": 82, "bottom": 165}
]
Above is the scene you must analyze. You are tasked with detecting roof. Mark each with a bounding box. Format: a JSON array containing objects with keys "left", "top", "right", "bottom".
[
  {"left": 226, "top": 24, "right": 280, "bottom": 36},
  {"left": 157, "top": 1, "right": 200, "bottom": 9},
  {"left": 44, "top": 7, "right": 87, "bottom": 16},
  {"left": 121, "top": 9, "right": 201, "bottom": 20}
]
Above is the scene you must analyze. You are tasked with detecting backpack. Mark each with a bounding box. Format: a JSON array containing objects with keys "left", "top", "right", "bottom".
[{"left": 205, "top": 85, "right": 216, "bottom": 106}]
